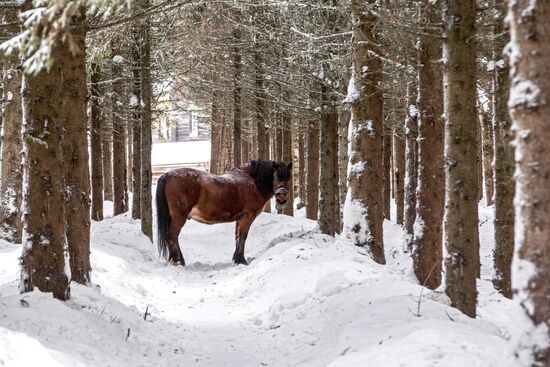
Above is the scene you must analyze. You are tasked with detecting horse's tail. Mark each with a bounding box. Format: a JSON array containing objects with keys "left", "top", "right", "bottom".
[{"left": 156, "top": 174, "right": 170, "bottom": 259}]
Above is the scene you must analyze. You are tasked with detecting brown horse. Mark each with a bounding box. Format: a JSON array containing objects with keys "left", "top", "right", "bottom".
[{"left": 156, "top": 160, "right": 292, "bottom": 266}]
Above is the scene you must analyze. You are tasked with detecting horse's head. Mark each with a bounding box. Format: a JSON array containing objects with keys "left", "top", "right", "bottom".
[{"left": 272, "top": 161, "right": 292, "bottom": 210}]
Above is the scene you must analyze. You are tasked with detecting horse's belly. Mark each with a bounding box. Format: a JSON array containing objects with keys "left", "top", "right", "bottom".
[{"left": 189, "top": 207, "right": 236, "bottom": 224}]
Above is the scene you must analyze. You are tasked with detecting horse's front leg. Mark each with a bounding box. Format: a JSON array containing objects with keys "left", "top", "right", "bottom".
[{"left": 233, "top": 215, "right": 254, "bottom": 265}]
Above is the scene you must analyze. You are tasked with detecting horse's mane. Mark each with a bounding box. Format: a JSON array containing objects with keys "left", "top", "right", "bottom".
[{"left": 243, "top": 160, "right": 290, "bottom": 196}]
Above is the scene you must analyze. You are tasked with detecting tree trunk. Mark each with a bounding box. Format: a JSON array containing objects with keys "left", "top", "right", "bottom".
[
  {"left": 412, "top": 2, "right": 444, "bottom": 290},
  {"left": 140, "top": 9, "right": 153, "bottom": 241},
  {"left": 306, "top": 118, "right": 320, "bottom": 220},
  {"left": 210, "top": 66, "right": 222, "bottom": 175},
  {"left": 338, "top": 109, "right": 350, "bottom": 220},
  {"left": 508, "top": 1, "right": 550, "bottom": 363},
  {"left": 343, "top": 0, "right": 384, "bottom": 264},
  {"left": 0, "top": 6, "right": 23, "bottom": 242},
  {"left": 20, "top": 37, "right": 70, "bottom": 300},
  {"left": 442, "top": 0, "right": 479, "bottom": 318},
  {"left": 393, "top": 119, "right": 405, "bottom": 226},
  {"left": 127, "top": 120, "right": 133, "bottom": 193},
  {"left": 90, "top": 63, "right": 104, "bottom": 222},
  {"left": 61, "top": 25, "right": 91, "bottom": 285},
  {"left": 319, "top": 84, "right": 340, "bottom": 236},
  {"left": 102, "top": 113, "right": 114, "bottom": 202},
  {"left": 492, "top": 0, "right": 514, "bottom": 299},
  {"left": 297, "top": 125, "right": 306, "bottom": 208},
  {"left": 480, "top": 109, "right": 494, "bottom": 206},
  {"left": 383, "top": 121, "right": 392, "bottom": 220},
  {"left": 404, "top": 84, "right": 418, "bottom": 251},
  {"left": 131, "top": 28, "right": 142, "bottom": 220},
  {"left": 232, "top": 27, "right": 242, "bottom": 169},
  {"left": 281, "top": 112, "right": 294, "bottom": 216},
  {"left": 112, "top": 42, "right": 128, "bottom": 216}
]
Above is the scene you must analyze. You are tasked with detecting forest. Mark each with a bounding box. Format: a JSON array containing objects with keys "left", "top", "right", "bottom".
[{"left": 0, "top": 0, "right": 548, "bottom": 366}]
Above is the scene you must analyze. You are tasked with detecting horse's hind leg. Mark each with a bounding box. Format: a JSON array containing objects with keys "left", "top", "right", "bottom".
[{"left": 168, "top": 211, "right": 187, "bottom": 266}]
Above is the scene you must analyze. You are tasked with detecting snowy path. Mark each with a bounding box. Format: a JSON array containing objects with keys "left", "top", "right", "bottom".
[{"left": 0, "top": 205, "right": 518, "bottom": 366}]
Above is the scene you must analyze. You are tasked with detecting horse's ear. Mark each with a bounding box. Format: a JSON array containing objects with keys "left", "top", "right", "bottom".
[{"left": 287, "top": 162, "right": 292, "bottom": 170}]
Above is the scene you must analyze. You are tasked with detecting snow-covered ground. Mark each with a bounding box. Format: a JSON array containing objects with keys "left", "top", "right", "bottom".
[{"left": 0, "top": 203, "right": 518, "bottom": 366}]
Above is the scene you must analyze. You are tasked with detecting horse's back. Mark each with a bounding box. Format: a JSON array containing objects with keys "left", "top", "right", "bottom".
[{"left": 163, "top": 168, "right": 259, "bottom": 223}]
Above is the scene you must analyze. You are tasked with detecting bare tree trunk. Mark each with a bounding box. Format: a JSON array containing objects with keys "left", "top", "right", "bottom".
[
  {"left": 275, "top": 114, "right": 283, "bottom": 161},
  {"left": 131, "top": 28, "right": 142, "bottom": 220},
  {"left": 297, "top": 124, "right": 306, "bottom": 208},
  {"left": 20, "top": 37, "right": 70, "bottom": 300},
  {"left": 509, "top": 1, "right": 550, "bottom": 363},
  {"left": 210, "top": 67, "right": 222, "bottom": 175},
  {"left": 338, "top": 109, "right": 350, "bottom": 220},
  {"left": 412, "top": 2, "right": 444, "bottom": 290},
  {"left": 319, "top": 84, "right": 340, "bottom": 236},
  {"left": 492, "top": 0, "right": 514, "bottom": 299},
  {"left": 508, "top": 0, "right": 550, "bottom": 367},
  {"left": 0, "top": 6, "right": 22, "bottom": 242},
  {"left": 343, "top": 0, "right": 384, "bottom": 263},
  {"left": 90, "top": 63, "right": 104, "bottom": 221},
  {"left": 232, "top": 27, "right": 242, "bottom": 169},
  {"left": 306, "top": 118, "right": 320, "bottom": 220},
  {"left": 383, "top": 121, "right": 392, "bottom": 220},
  {"left": 480, "top": 108, "right": 494, "bottom": 205},
  {"left": 102, "top": 113, "right": 113, "bottom": 201},
  {"left": 282, "top": 111, "right": 294, "bottom": 216},
  {"left": 255, "top": 51, "right": 270, "bottom": 212},
  {"left": 140, "top": 8, "right": 153, "bottom": 241},
  {"left": 442, "top": 0, "right": 479, "bottom": 318},
  {"left": 127, "top": 121, "right": 133, "bottom": 193},
  {"left": 393, "top": 121, "right": 405, "bottom": 226},
  {"left": 404, "top": 83, "right": 418, "bottom": 251},
  {"left": 112, "top": 42, "right": 128, "bottom": 216},
  {"left": 61, "top": 25, "right": 91, "bottom": 285}
]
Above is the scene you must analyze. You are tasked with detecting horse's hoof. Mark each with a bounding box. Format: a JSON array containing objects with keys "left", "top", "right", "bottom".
[
  {"left": 168, "top": 258, "right": 186, "bottom": 266},
  {"left": 233, "top": 256, "right": 248, "bottom": 266}
]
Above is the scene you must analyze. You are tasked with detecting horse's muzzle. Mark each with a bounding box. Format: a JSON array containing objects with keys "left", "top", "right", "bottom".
[{"left": 275, "top": 187, "right": 288, "bottom": 210}]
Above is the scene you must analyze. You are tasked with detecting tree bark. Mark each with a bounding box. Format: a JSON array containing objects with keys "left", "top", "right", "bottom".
[
  {"left": 281, "top": 110, "right": 294, "bottom": 216},
  {"left": 442, "top": 0, "right": 479, "bottom": 318},
  {"left": 306, "top": 118, "right": 320, "bottom": 220},
  {"left": 297, "top": 124, "right": 306, "bottom": 208},
  {"left": 338, "top": 109, "right": 350, "bottom": 221},
  {"left": 412, "top": 2, "right": 445, "bottom": 290},
  {"left": 343, "top": 0, "right": 385, "bottom": 263},
  {"left": 102, "top": 113, "right": 113, "bottom": 201},
  {"left": 404, "top": 84, "right": 418, "bottom": 251},
  {"left": 112, "top": 41, "right": 128, "bottom": 215},
  {"left": 140, "top": 8, "right": 153, "bottom": 241},
  {"left": 232, "top": 27, "right": 242, "bottom": 169},
  {"left": 393, "top": 118, "right": 405, "bottom": 226},
  {"left": 210, "top": 67, "right": 222, "bottom": 175},
  {"left": 90, "top": 63, "right": 104, "bottom": 222},
  {"left": 508, "top": 1, "right": 550, "bottom": 364},
  {"left": 131, "top": 27, "right": 142, "bottom": 220},
  {"left": 383, "top": 121, "right": 392, "bottom": 220},
  {"left": 0, "top": 6, "right": 23, "bottom": 242},
  {"left": 318, "top": 84, "right": 340, "bottom": 236},
  {"left": 480, "top": 108, "right": 494, "bottom": 205},
  {"left": 492, "top": 0, "right": 514, "bottom": 299},
  {"left": 20, "top": 36, "right": 70, "bottom": 300},
  {"left": 61, "top": 25, "right": 91, "bottom": 285}
]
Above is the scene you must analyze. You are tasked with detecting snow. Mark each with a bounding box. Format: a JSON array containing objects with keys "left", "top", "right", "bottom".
[
  {"left": 112, "top": 55, "right": 124, "bottom": 64},
  {"left": 129, "top": 95, "right": 140, "bottom": 108},
  {"left": 0, "top": 201, "right": 518, "bottom": 366}
]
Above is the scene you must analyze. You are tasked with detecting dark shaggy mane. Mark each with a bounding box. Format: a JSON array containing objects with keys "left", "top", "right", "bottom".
[{"left": 245, "top": 160, "right": 290, "bottom": 196}]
